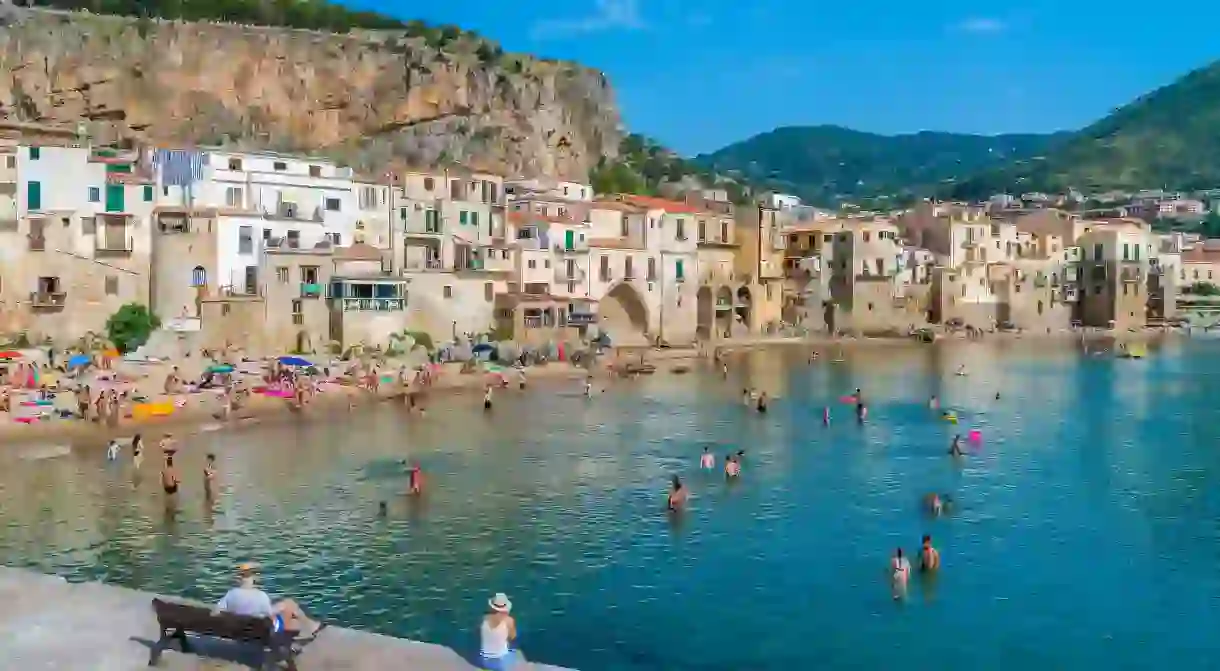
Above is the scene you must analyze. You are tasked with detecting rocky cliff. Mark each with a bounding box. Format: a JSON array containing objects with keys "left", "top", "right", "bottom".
[{"left": 0, "top": 7, "right": 621, "bottom": 179}]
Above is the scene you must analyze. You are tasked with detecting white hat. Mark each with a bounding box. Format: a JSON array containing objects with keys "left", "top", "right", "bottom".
[{"left": 488, "top": 593, "right": 512, "bottom": 613}]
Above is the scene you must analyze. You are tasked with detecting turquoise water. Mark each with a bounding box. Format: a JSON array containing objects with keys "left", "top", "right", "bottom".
[{"left": 2, "top": 339, "right": 1218, "bottom": 670}]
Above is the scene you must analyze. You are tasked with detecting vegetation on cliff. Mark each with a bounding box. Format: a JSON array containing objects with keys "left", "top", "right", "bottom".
[
  {"left": 697, "top": 126, "right": 1066, "bottom": 207},
  {"left": 591, "top": 134, "right": 751, "bottom": 203},
  {"left": 946, "top": 62, "right": 1220, "bottom": 199}
]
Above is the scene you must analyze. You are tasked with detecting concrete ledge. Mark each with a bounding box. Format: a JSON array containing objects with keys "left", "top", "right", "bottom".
[{"left": 0, "top": 567, "right": 575, "bottom": 671}]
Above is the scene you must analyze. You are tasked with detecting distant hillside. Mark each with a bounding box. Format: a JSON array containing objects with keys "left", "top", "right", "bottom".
[
  {"left": 947, "top": 62, "right": 1220, "bottom": 199},
  {"left": 696, "top": 126, "right": 1067, "bottom": 207},
  {"left": 591, "top": 134, "right": 752, "bottom": 203}
]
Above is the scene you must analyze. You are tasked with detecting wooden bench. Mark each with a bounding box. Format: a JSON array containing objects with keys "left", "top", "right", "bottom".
[{"left": 149, "top": 598, "right": 300, "bottom": 670}]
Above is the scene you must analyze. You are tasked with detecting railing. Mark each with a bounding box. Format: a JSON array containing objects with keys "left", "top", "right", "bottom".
[
  {"left": 30, "top": 291, "right": 66, "bottom": 308},
  {"left": 555, "top": 267, "right": 586, "bottom": 282},
  {"left": 553, "top": 241, "right": 590, "bottom": 253},
  {"left": 300, "top": 283, "right": 323, "bottom": 298},
  {"left": 1120, "top": 267, "right": 1143, "bottom": 282},
  {"left": 403, "top": 259, "right": 445, "bottom": 271},
  {"left": 404, "top": 220, "right": 443, "bottom": 235},
  {"left": 340, "top": 298, "right": 405, "bottom": 312},
  {"left": 96, "top": 236, "right": 134, "bottom": 255}
]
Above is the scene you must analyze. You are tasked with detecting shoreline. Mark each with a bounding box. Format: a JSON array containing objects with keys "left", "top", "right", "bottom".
[{"left": 0, "top": 329, "right": 1184, "bottom": 449}]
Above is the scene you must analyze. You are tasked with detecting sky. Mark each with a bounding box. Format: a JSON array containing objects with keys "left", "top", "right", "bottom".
[{"left": 339, "top": 0, "right": 1220, "bottom": 155}]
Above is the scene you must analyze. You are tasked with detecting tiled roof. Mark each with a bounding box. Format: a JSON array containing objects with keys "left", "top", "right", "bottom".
[
  {"left": 1182, "top": 247, "right": 1220, "bottom": 262},
  {"left": 617, "top": 194, "right": 701, "bottom": 215},
  {"left": 590, "top": 200, "right": 645, "bottom": 213},
  {"left": 334, "top": 242, "right": 385, "bottom": 261},
  {"left": 589, "top": 237, "right": 645, "bottom": 249}
]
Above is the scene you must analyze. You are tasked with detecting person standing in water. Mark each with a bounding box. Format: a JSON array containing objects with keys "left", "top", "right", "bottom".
[
  {"left": 919, "top": 535, "right": 940, "bottom": 572},
  {"left": 928, "top": 395, "right": 939, "bottom": 409},
  {"left": 891, "top": 547, "right": 911, "bottom": 599},
  {"left": 584, "top": 377, "right": 593, "bottom": 398},
  {"left": 131, "top": 434, "right": 144, "bottom": 469},
  {"left": 822, "top": 406, "right": 831, "bottom": 425},
  {"left": 949, "top": 435, "right": 965, "bottom": 457},
  {"left": 161, "top": 454, "right": 181, "bottom": 497},
  {"left": 204, "top": 454, "right": 217, "bottom": 498},
  {"left": 724, "top": 455, "right": 740, "bottom": 478},
  {"left": 483, "top": 386, "right": 493, "bottom": 411},
  {"left": 756, "top": 392, "right": 769, "bottom": 413},
  {"left": 667, "top": 476, "right": 687, "bottom": 510},
  {"left": 699, "top": 447, "right": 715, "bottom": 469},
  {"left": 407, "top": 461, "right": 425, "bottom": 495}
]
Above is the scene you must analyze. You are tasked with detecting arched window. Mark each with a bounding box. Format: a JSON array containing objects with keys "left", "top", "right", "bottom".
[{"left": 191, "top": 266, "right": 207, "bottom": 287}]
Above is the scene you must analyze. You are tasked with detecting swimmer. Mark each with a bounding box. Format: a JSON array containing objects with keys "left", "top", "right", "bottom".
[
  {"left": 131, "top": 434, "right": 144, "bottom": 469},
  {"left": 823, "top": 406, "right": 830, "bottom": 425},
  {"left": 928, "top": 395, "right": 939, "bottom": 409},
  {"left": 518, "top": 369, "right": 527, "bottom": 391},
  {"left": 741, "top": 388, "right": 752, "bottom": 406},
  {"left": 483, "top": 386, "right": 493, "bottom": 411},
  {"left": 857, "top": 403, "right": 868, "bottom": 423},
  {"left": 924, "top": 492, "right": 951, "bottom": 516},
  {"left": 919, "top": 535, "right": 940, "bottom": 572},
  {"left": 204, "top": 453, "right": 217, "bottom": 497},
  {"left": 995, "top": 391, "right": 1001, "bottom": 400},
  {"left": 949, "top": 435, "right": 965, "bottom": 457},
  {"left": 584, "top": 379, "right": 593, "bottom": 398},
  {"left": 106, "top": 440, "right": 120, "bottom": 461},
  {"left": 956, "top": 364, "right": 968, "bottom": 376},
  {"left": 161, "top": 454, "right": 180, "bottom": 496},
  {"left": 891, "top": 548, "right": 911, "bottom": 599},
  {"left": 667, "top": 475, "right": 687, "bottom": 510},
  {"left": 724, "top": 455, "right": 740, "bottom": 478},
  {"left": 721, "top": 363, "right": 728, "bottom": 379},
  {"left": 699, "top": 447, "right": 715, "bottom": 469},
  {"left": 756, "top": 392, "right": 769, "bottom": 414}
]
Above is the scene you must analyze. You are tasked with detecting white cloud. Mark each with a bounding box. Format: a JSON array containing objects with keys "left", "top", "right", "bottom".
[
  {"left": 952, "top": 17, "right": 1007, "bottom": 33},
  {"left": 531, "top": 0, "right": 647, "bottom": 39}
]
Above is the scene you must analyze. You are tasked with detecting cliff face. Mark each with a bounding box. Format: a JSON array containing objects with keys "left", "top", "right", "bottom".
[{"left": 0, "top": 8, "right": 621, "bottom": 179}]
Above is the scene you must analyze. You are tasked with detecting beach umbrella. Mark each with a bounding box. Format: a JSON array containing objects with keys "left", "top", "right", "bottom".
[
  {"left": 0, "top": 351, "right": 21, "bottom": 359},
  {"left": 472, "top": 343, "right": 495, "bottom": 354},
  {"left": 68, "top": 354, "right": 91, "bottom": 368},
  {"left": 278, "top": 355, "right": 312, "bottom": 367},
  {"left": 207, "top": 364, "right": 235, "bottom": 374}
]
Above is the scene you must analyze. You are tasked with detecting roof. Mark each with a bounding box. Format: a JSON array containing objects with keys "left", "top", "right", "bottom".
[
  {"left": 616, "top": 194, "right": 701, "bottom": 215},
  {"left": 1182, "top": 247, "right": 1220, "bottom": 263},
  {"left": 589, "top": 237, "right": 645, "bottom": 249},
  {"left": 590, "top": 200, "right": 645, "bottom": 213},
  {"left": 334, "top": 242, "right": 385, "bottom": 262},
  {"left": 508, "top": 210, "right": 581, "bottom": 226}
]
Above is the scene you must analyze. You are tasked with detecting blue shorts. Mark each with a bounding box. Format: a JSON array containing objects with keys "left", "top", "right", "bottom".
[
  {"left": 479, "top": 649, "right": 519, "bottom": 671},
  {"left": 272, "top": 614, "right": 285, "bottom": 633}
]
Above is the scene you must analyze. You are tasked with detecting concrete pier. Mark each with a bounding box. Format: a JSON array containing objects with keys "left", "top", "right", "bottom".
[{"left": 0, "top": 567, "right": 575, "bottom": 671}]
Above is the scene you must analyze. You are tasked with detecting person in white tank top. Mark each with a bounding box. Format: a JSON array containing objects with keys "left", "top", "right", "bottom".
[{"left": 479, "top": 592, "right": 520, "bottom": 671}]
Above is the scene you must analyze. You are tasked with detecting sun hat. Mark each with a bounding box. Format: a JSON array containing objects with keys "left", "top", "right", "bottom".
[
  {"left": 488, "top": 593, "right": 512, "bottom": 613},
  {"left": 237, "top": 562, "right": 260, "bottom": 577}
]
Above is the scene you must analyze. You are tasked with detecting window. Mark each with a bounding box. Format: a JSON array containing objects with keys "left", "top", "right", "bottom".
[
  {"left": 459, "top": 210, "right": 468, "bottom": 225},
  {"left": 675, "top": 219, "right": 686, "bottom": 240},
  {"left": 309, "top": 165, "right": 322, "bottom": 177},
  {"left": 143, "top": 185, "right": 153, "bottom": 202},
  {"left": 27, "top": 181, "right": 41, "bottom": 210},
  {"left": 286, "top": 230, "right": 300, "bottom": 248},
  {"left": 424, "top": 177, "right": 434, "bottom": 191},
  {"left": 400, "top": 207, "right": 407, "bottom": 221},
  {"left": 600, "top": 255, "right": 610, "bottom": 281},
  {"left": 225, "top": 187, "right": 243, "bottom": 208},
  {"left": 191, "top": 265, "right": 207, "bottom": 287},
  {"left": 29, "top": 146, "right": 40, "bottom": 160},
  {"left": 484, "top": 282, "right": 493, "bottom": 301},
  {"left": 273, "top": 161, "right": 287, "bottom": 171},
  {"left": 528, "top": 259, "right": 537, "bottom": 269},
  {"left": 721, "top": 221, "right": 729, "bottom": 242},
  {"left": 425, "top": 210, "right": 440, "bottom": 232},
  {"left": 325, "top": 232, "right": 341, "bottom": 245},
  {"left": 88, "top": 187, "right": 100, "bottom": 202},
  {"left": 647, "top": 257, "right": 657, "bottom": 281},
  {"left": 471, "top": 211, "right": 479, "bottom": 228},
  {"left": 449, "top": 180, "right": 463, "bottom": 200},
  {"left": 325, "top": 197, "right": 341, "bottom": 212},
  {"left": 228, "top": 158, "right": 243, "bottom": 171},
  {"left": 276, "top": 267, "right": 289, "bottom": 283},
  {"left": 238, "top": 226, "right": 254, "bottom": 254},
  {"left": 359, "top": 186, "right": 377, "bottom": 210},
  {"left": 698, "top": 220, "right": 706, "bottom": 241},
  {"left": 625, "top": 256, "right": 635, "bottom": 278},
  {"left": 4, "top": 155, "right": 13, "bottom": 169},
  {"left": 766, "top": 283, "right": 773, "bottom": 300},
  {"left": 620, "top": 216, "right": 629, "bottom": 238},
  {"left": 1093, "top": 243, "right": 1103, "bottom": 261},
  {"left": 221, "top": 303, "right": 231, "bottom": 317},
  {"left": 675, "top": 259, "right": 685, "bottom": 280},
  {"left": 263, "top": 229, "right": 271, "bottom": 241},
  {"left": 443, "top": 285, "right": 453, "bottom": 299},
  {"left": 104, "top": 276, "right": 118, "bottom": 296}
]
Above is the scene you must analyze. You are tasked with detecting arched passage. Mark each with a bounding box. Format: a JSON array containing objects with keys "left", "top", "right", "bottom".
[
  {"left": 601, "top": 282, "right": 650, "bottom": 345},
  {"left": 696, "top": 286, "right": 714, "bottom": 339},
  {"left": 716, "top": 286, "right": 734, "bottom": 338},
  {"left": 735, "top": 286, "right": 753, "bottom": 335}
]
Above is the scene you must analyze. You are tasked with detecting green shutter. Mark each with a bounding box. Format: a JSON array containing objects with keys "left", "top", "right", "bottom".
[
  {"left": 565, "top": 230, "right": 574, "bottom": 250},
  {"left": 675, "top": 259, "right": 685, "bottom": 280},
  {"left": 26, "top": 181, "right": 41, "bottom": 210},
  {"left": 459, "top": 210, "right": 468, "bottom": 225},
  {"left": 471, "top": 211, "right": 479, "bottom": 227},
  {"left": 142, "top": 185, "right": 153, "bottom": 202},
  {"left": 104, "top": 184, "right": 125, "bottom": 213},
  {"left": 28, "top": 147, "right": 39, "bottom": 160}
]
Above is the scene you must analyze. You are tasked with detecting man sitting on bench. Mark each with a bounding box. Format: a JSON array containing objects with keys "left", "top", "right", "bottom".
[{"left": 213, "top": 563, "right": 324, "bottom": 638}]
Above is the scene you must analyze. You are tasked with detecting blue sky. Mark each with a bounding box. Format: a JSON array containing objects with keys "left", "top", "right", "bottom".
[{"left": 340, "top": 0, "right": 1220, "bottom": 155}]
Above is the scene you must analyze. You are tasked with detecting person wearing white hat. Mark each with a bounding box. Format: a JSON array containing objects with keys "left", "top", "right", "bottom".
[
  {"left": 213, "top": 563, "right": 325, "bottom": 638},
  {"left": 479, "top": 592, "right": 520, "bottom": 670}
]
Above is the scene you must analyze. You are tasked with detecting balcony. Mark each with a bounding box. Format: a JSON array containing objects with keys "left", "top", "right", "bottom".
[
  {"left": 553, "top": 240, "right": 590, "bottom": 254},
  {"left": 403, "top": 219, "right": 443, "bottom": 236},
  {"left": 1120, "top": 266, "right": 1143, "bottom": 283},
  {"left": 30, "top": 291, "right": 66, "bottom": 309},
  {"left": 95, "top": 236, "right": 134, "bottom": 256},
  {"left": 403, "top": 258, "right": 445, "bottom": 272},
  {"left": 300, "top": 282, "right": 323, "bottom": 298},
  {"left": 700, "top": 269, "right": 736, "bottom": 285}
]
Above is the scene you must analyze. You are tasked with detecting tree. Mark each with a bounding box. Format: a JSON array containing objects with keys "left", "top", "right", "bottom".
[
  {"left": 105, "top": 303, "right": 160, "bottom": 353},
  {"left": 1187, "top": 282, "right": 1220, "bottom": 296}
]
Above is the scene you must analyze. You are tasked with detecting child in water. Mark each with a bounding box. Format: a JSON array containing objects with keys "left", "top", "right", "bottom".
[{"left": 699, "top": 447, "right": 715, "bottom": 469}]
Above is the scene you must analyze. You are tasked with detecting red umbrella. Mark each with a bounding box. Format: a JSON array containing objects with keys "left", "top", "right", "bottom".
[{"left": 0, "top": 351, "right": 22, "bottom": 359}]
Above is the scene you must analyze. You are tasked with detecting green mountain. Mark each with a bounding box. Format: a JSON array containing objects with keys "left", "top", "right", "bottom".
[
  {"left": 696, "top": 126, "right": 1068, "bottom": 207},
  {"left": 947, "top": 62, "right": 1220, "bottom": 199},
  {"left": 591, "top": 134, "right": 753, "bottom": 203}
]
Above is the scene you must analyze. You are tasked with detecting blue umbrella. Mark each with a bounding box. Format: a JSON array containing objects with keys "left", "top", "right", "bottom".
[
  {"left": 68, "top": 354, "right": 91, "bottom": 368},
  {"left": 471, "top": 343, "right": 495, "bottom": 354},
  {"left": 278, "top": 356, "right": 312, "bottom": 367}
]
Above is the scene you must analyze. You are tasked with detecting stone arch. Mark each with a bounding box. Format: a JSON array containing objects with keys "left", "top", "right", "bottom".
[
  {"left": 716, "top": 286, "right": 735, "bottom": 338},
  {"left": 601, "top": 281, "right": 649, "bottom": 345}
]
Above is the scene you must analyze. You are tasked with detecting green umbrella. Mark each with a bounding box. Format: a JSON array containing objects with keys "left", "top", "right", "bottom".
[{"left": 208, "top": 364, "right": 235, "bottom": 374}]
